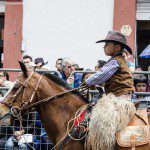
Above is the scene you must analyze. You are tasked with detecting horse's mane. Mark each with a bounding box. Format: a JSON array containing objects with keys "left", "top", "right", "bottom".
[{"left": 43, "top": 73, "right": 88, "bottom": 103}]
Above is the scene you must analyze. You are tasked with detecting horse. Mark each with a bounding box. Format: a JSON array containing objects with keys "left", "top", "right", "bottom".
[
  {"left": 0, "top": 62, "right": 149, "bottom": 150},
  {"left": 0, "top": 62, "right": 88, "bottom": 150}
]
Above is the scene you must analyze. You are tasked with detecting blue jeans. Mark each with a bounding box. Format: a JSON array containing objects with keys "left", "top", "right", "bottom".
[{"left": 5, "top": 136, "right": 27, "bottom": 150}]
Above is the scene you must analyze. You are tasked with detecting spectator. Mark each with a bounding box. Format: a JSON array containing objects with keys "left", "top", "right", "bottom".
[
  {"left": 5, "top": 130, "right": 27, "bottom": 150},
  {"left": 94, "top": 60, "right": 106, "bottom": 71},
  {"left": 61, "top": 58, "right": 82, "bottom": 88},
  {"left": 34, "top": 58, "right": 50, "bottom": 70},
  {"left": 146, "top": 65, "right": 150, "bottom": 92},
  {"left": 94, "top": 63, "right": 100, "bottom": 71},
  {"left": 134, "top": 75, "right": 147, "bottom": 98},
  {"left": 81, "top": 69, "right": 93, "bottom": 82},
  {"left": 0, "top": 71, "right": 13, "bottom": 96},
  {"left": 5, "top": 112, "right": 37, "bottom": 150},
  {"left": 22, "top": 55, "right": 32, "bottom": 66},
  {"left": 132, "top": 75, "right": 150, "bottom": 109},
  {"left": 54, "top": 58, "right": 63, "bottom": 77},
  {"left": 0, "top": 71, "right": 13, "bottom": 88},
  {"left": 22, "top": 55, "right": 37, "bottom": 71},
  {"left": 122, "top": 49, "right": 135, "bottom": 73},
  {"left": 55, "top": 58, "right": 63, "bottom": 73}
]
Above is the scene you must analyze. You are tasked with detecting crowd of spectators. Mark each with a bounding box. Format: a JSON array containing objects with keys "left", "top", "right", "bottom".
[
  {"left": 0, "top": 111, "right": 53, "bottom": 150},
  {"left": 0, "top": 54, "right": 149, "bottom": 149}
]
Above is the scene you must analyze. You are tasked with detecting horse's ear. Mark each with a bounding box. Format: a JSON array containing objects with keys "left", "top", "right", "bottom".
[{"left": 18, "top": 61, "right": 28, "bottom": 77}]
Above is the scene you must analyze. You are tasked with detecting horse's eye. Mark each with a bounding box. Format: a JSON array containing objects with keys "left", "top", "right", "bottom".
[{"left": 13, "top": 83, "right": 21, "bottom": 89}]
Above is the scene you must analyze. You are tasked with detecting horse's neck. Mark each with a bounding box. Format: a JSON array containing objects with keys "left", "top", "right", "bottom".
[{"left": 36, "top": 81, "right": 86, "bottom": 144}]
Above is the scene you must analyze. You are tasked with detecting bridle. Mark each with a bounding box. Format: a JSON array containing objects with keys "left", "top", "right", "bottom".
[
  {"left": 0, "top": 71, "right": 42, "bottom": 121},
  {"left": 0, "top": 71, "right": 87, "bottom": 122}
]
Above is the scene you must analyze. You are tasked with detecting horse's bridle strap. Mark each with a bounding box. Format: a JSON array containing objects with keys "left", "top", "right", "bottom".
[
  {"left": 28, "top": 75, "right": 43, "bottom": 103},
  {"left": 9, "top": 72, "right": 35, "bottom": 105},
  {"left": 15, "top": 80, "right": 27, "bottom": 87},
  {"left": 22, "top": 85, "right": 87, "bottom": 110},
  {"left": 21, "top": 74, "right": 43, "bottom": 110}
]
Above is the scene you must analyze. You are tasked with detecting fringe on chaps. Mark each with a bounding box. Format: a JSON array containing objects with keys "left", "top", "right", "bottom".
[{"left": 86, "top": 93, "right": 136, "bottom": 150}]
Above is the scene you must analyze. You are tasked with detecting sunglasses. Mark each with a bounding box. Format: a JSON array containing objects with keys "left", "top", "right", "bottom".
[{"left": 67, "top": 64, "right": 75, "bottom": 69}]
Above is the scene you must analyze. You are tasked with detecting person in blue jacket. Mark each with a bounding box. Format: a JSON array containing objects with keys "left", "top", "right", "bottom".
[{"left": 61, "top": 57, "right": 82, "bottom": 88}]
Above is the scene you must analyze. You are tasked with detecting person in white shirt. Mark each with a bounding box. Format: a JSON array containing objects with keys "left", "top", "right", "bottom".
[
  {"left": 0, "top": 71, "right": 13, "bottom": 88},
  {"left": 0, "top": 71, "right": 13, "bottom": 96}
]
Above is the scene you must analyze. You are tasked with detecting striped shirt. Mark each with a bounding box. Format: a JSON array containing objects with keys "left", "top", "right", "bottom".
[{"left": 85, "top": 59, "right": 120, "bottom": 86}]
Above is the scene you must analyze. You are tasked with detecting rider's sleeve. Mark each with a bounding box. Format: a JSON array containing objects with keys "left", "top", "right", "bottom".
[{"left": 85, "top": 59, "right": 120, "bottom": 86}]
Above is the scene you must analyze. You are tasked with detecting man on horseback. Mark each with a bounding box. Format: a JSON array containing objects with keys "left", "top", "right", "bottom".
[{"left": 85, "top": 31, "right": 136, "bottom": 150}]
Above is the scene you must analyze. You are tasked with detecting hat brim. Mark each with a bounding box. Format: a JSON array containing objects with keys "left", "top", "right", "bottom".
[
  {"left": 96, "top": 39, "right": 132, "bottom": 55},
  {"left": 40, "top": 61, "right": 48, "bottom": 65},
  {"left": 43, "top": 61, "right": 48, "bottom": 65}
]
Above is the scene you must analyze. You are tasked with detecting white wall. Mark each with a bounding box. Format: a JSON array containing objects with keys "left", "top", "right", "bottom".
[{"left": 22, "top": 0, "right": 114, "bottom": 70}]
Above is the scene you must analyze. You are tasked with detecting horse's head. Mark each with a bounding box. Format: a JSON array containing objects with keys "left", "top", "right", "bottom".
[{"left": 0, "top": 62, "right": 43, "bottom": 126}]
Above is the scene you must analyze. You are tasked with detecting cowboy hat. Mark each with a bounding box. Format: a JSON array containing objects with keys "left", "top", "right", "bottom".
[
  {"left": 96, "top": 30, "right": 132, "bottom": 54},
  {"left": 34, "top": 58, "right": 48, "bottom": 65}
]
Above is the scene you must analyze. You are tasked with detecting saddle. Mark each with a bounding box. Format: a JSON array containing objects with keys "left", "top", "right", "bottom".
[{"left": 116, "top": 109, "right": 150, "bottom": 150}]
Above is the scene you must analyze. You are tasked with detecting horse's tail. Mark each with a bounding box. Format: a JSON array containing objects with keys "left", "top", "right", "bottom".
[{"left": 87, "top": 93, "right": 136, "bottom": 150}]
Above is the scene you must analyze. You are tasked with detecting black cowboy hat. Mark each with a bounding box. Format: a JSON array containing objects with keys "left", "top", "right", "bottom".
[
  {"left": 96, "top": 30, "right": 132, "bottom": 55},
  {"left": 34, "top": 58, "right": 48, "bottom": 65}
]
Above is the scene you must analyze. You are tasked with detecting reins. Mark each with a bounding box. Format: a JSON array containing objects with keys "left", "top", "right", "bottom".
[{"left": 22, "top": 84, "right": 87, "bottom": 111}]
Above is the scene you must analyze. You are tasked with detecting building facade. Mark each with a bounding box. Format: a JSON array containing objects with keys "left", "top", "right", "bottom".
[{"left": 0, "top": 0, "right": 150, "bottom": 80}]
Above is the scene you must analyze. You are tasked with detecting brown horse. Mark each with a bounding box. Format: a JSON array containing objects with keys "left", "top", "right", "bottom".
[
  {"left": 0, "top": 62, "right": 149, "bottom": 150},
  {"left": 0, "top": 62, "right": 87, "bottom": 150}
]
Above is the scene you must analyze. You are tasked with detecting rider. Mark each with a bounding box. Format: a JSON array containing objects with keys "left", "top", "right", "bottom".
[
  {"left": 85, "top": 30, "right": 134, "bottom": 96},
  {"left": 85, "top": 31, "right": 136, "bottom": 150}
]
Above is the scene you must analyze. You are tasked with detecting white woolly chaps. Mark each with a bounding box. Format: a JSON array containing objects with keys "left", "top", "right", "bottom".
[{"left": 86, "top": 93, "right": 136, "bottom": 150}]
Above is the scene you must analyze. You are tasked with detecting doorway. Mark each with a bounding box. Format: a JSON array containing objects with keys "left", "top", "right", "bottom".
[
  {"left": 0, "top": 13, "right": 4, "bottom": 68},
  {"left": 136, "top": 21, "right": 150, "bottom": 71}
]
